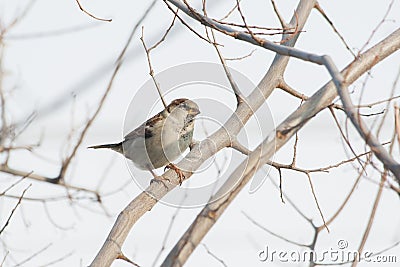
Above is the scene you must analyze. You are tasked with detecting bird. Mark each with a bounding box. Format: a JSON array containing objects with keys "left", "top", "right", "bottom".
[{"left": 88, "top": 98, "right": 200, "bottom": 185}]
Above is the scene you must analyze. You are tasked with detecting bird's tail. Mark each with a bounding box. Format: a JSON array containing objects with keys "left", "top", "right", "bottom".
[{"left": 88, "top": 142, "right": 123, "bottom": 154}]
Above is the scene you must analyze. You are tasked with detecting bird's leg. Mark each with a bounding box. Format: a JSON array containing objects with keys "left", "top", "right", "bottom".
[
  {"left": 164, "top": 163, "right": 185, "bottom": 186},
  {"left": 149, "top": 168, "right": 170, "bottom": 189}
]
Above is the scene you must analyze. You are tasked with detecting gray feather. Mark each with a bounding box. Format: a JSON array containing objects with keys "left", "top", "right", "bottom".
[{"left": 88, "top": 142, "right": 123, "bottom": 154}]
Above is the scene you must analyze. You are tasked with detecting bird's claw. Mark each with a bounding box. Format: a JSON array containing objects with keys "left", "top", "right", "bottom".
[
  {"left": 164, "top": 163, "right": 185, "bottom": 186},
  {"left": 150, "top": 176, "right": 170, "bottom": 189},
  {"left": 189, "top": 140, "right": 199, "bottom": 150}
]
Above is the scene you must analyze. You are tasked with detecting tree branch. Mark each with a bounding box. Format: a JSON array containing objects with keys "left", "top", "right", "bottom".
[
  {"left": 89, "top": 2, "right": 400, "bottom": 266},
  {"left": 160, "top": 27, "right": 400, "bottom": 267}
]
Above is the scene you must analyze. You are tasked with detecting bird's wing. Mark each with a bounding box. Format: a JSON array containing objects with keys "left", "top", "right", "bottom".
[{"left": 124, "top": 112, "right": 165, "bottom": 141}]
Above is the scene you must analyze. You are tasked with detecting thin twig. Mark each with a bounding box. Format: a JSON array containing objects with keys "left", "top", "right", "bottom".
[
  {"left": 1, "top": 251, "right": 9, "bottom": 266},
  {"left": 351, "top": 171, "right": 387, "bottom": 267},
  {"left": 40, "top": 251, "right": 74, "bottom": 267},
  {"left": 116, "top": 0, "right": 157, "bottom": 63},
  {"left": 314, "top": 2, "right": 355, "bottom": 58},
  {"left": 209, "top": 29, "right": 244, "bottom": 105},
  {"left": 0, "top": 173, "right": 30, "bottom": 195},
  {"left": 277, "top": 79, "right": 308, "bottom": 100},
  {"left": 201, "top": 244, "right": 228, "bottom": 267},
  {"left": 320, "top": 157, "right": 370, "bottom": 230},
  {"left": 59, "top": 0, "right": 151, "bottom": 180},
  {"left": 277, "top": 167, "right": 284, "bottom": 203},
  {"left": 213, "top": 20, "right": 291, "bottom": 32},
  {"left": 266, "top": 167, "right": 311, "bottom": 222},
  {"left": 219, "top": 0, "right": 241, "bottom": 21},
  {"left": 0, "top": 184, "right": 31, "bottom": 235},
  {"left": 14, "top": 243, "right": 53, "bottom": 266},
  {"left": 335, "top": 63, "right": 400, "bottom": 182},
  {"left": 233, "top": 138, "right": 374, "bottom": 175},
  {"left": 225, "top": 49, "right": 256, "bottom": 61},
  {"left": 376, "top": 67, "right": 400, "bottom": 138},
  {"left": 148, "top": 10, "right": 178, "bottom": 52},
  {"left": 117, "top": 253, "right": 140, "bottom": 267},
  {"left": 242, "top": 211, "right": 309, "bottom": 247},
  {"left": 163, "top": 0, "right": 213, "bottom": 44},
  {"left": 329, "top": 106, "right": 366, "bottom": 173},
  {"left": 235, "top": 0, "right": 258, "bottom": 42},
  {"left": 90, "top": 2, "right": 400, "bottom": 265},
  {"left": 358, "top": 0, "right": 395, "bottom": 54},
  {"left": 395, "top": 104, "right": 400, "bottom": 147},
  {"left": 140, "top": 27, "right": 167, "bottom": 108},
  {"left": 271, "top": 0, "right": 288, "bottom": 28},
  {"left": 277, "top": 11, "right": 300, "bottom": 44},
  {"left": 291, "top": 132, "right": 299, "bottom": 166},
  {"left": 152, "top": 191, "right": 188, "bottom": 267},
  {"left": 305, "top": 173, "right": 329, "bottom": 232},
  {"left": 0, "top": 165, "right": 99, "bottom": 195},
  {"left": 75, "top": 0, "right": 112, "bottom": 22}
]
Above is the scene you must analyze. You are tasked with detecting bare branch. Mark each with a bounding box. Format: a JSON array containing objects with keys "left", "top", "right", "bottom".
[
  {"left": 160, "top": 26, "right": 400, "bottom": 267},
  {"left": 209, "top": 29, "right": 244, "bottom": 105},
  {"left": 148, "top": 10, "right": 178, "bottom": 52},
  {"left": 271, "top": 0, "right": 288, "bottom": 28},
  {"left": 235, "top": 0, "right": 257, "bottom": 42},
  {"left": 277, "top": 79, "right": 308, "bottom": 100},
  {"left": 0, "top": 173, "right": 30, "bottom": 195},
  {"left": 0, "top": 184, "right": 31, "bottom": 235},
  {"left": 0, "top": 164, "right": 99, "bottom": 195},
  {"left": 39, "top": 251, "right": 74, "bottom": 267},
  {"left": 74, "top": 0, "right": 112, "bottom": 22},
  {"left": 219, "top": 0, "right": 241, "bottom": 21},
  {"left": 266, "top": 169, "right": 311, "bottom": 222},
  {"left": 350, "top": 171, "right": 386, "bottom": 267},
  {"left": 163, "top": 0, "right": 213, "bottom": 44},
  {"left": 335, "top": 64, "right": 400, "bottom": 183},
  {"left": 1, "top": 251, "right": 8, "bottom": 266},
  {"left": 395, "top": 104, "right": 400, "bottom": 147},
  {"left": 201, "top": 244, "right": 227, "bottom": 267},
  {"left": 242, "top": 211, "right": 308, "bottom": 247},
  {"left": 225, "top": 49, "right": 256, "bottom": 61},
  {"left": 376, "top": 66, "right": 400, "bottom": 137},
  {"left": 59, "top": 0, "right": 154, "bottom": 181},
  {"left": 117, "top": 253, "right": 140, "bottom": 267},
  {"left": 329, "top": 106, "right": 366, "bottom": 171},
  {"left": 0, "top": 0, "right": 37, "bottom": 35},
  {"left": 90, "top": 3, "right": 400, "bottom": 266},
  {"left": 291, "top": 132, "right": 299, "bottom": 166},
  {"left": 314, "top": 2, "right": 356, "bottom": 58},
  {"left": 140, "top": 27, "right": 167, "bottom": 108},
  {"left": 14, "top": 243, "right": 53, "bottom": 267},
  {"left": 305, "top": 173, "right": 329, "bottom": 232},
  {"left": 116, "top": 0, "right": 157, "bottom": 63},
  {"left": 232, "top": 124, "right": 376, "bottom": 175},
  {"left": 152, "top": 191, "right": 187, "bottom": 267},
  {"left": 322, "top": 157, "right": 370, "bottom": 229},
  {"left": 358, "top": 0, "right": 395, "bottom": 54}
]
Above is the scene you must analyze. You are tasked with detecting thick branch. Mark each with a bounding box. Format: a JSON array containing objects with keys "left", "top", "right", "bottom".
[
  {"left": 0, "top": 164, "right": 98, "bottom": 195},
  {"left": 90, "top": 1, "right": 400, "bottom": 266},
  {"left": 91, "top": 0, "right": 318, "bottom": 265},
  {"left": 335, "top": 56, "right": 400, "bottom": 183}
]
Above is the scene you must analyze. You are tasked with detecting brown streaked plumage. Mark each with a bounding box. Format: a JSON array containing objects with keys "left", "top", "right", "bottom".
[{"left": 88, "top": 98, "right": 200, "bottom": 174}]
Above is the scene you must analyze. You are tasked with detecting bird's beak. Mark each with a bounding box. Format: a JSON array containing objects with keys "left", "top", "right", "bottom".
[{"left": 190, "top": 107, "right": 200, "bottom": 116}]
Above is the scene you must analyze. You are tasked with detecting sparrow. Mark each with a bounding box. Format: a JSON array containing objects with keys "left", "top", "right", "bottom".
[{"left": 89, "top": 98, "right": 200, "bottom": 185}]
